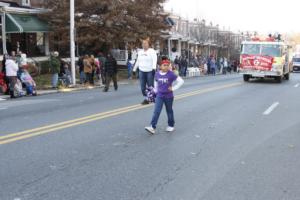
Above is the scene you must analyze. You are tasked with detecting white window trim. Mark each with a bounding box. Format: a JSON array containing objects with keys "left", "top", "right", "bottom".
[{"left": 22, "top": 0, "right": 31, "bottom": 6}]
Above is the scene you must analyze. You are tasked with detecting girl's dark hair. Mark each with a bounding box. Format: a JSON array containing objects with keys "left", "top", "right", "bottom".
[{"left": 161, "top": 56, "right": 169, "bottom": 61}]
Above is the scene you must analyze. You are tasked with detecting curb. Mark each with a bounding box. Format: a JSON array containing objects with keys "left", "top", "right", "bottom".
[
  {"left": 0, "top": 81, "right": 133, "bottom": 100},
  {"left": 0, "top": 86, "right": 103, "bottom": 100}
]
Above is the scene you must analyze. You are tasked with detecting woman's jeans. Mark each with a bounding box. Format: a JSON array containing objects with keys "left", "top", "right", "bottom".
[
  {"left": 211, "top": 68, "right": 216, "bottom": 75},
  {"left": 80, "top": 71, "right": 86, "bottom": 84},
  {"left": 85, "top": 73, "right": 93, "bottom": 84},
  {"left": 128, "top": 66, "right": 132, "bottom": 79},
  {"left": 151, "top": 96, "right": 175, "bottom": 129},
  {"left": 139, "top": 71, "right": 154, "bottom": 97}
]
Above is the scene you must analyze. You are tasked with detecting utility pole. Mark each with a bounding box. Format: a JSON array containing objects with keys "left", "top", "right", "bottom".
[
  {"left": 188, "top": 22, "right": 190, "bottom": 67},
  {"left": 70, "top": 0, "right": 76, "bottom": 85}
]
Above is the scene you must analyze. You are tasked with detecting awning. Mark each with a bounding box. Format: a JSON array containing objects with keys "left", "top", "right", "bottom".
[{"left": 5, "top": 13, "right": 49, "bottom": 33}]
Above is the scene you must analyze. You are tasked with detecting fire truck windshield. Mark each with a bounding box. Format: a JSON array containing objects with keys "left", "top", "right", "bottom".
[
  {"left": 242, "top": 44, "right": 282, "bottom": 57},
  {"left": 261, "top": 45, "right": 281, "bottom": 57},
  {"left": 242, "top": 44, "right": 260, "bottom": 55}
]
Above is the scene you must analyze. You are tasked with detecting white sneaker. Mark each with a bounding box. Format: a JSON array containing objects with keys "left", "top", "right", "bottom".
[
  {"left": 166, "top": 126, "right": 175, "bottom": 132},
  {"left": 145, "top": 126, "right": 155, "bottom": 134}
]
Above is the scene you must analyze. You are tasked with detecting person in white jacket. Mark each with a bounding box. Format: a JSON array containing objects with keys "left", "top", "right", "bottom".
[
  {"left": 5, "top": 55, "right": 19, "bottom": 98},
  {"left": 133, "top": 38, "right": 158, "bottom": 105}
]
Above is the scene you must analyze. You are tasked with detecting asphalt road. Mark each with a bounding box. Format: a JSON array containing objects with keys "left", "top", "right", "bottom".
[{"left": 1, "top": 73, "right": 300, "bottom": 200}]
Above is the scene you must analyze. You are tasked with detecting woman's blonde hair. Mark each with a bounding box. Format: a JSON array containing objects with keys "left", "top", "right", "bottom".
[{"left": 140, "top": 37, "right": 151, "bottom": 44}]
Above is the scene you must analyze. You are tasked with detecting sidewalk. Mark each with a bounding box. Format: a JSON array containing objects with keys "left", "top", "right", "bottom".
[{"left": 0, "top": 79, "right": 137, "bottom": 100}]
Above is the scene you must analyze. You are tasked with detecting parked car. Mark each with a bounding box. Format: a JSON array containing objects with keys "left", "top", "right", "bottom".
[{"left": 292, "top": 57, "right": 300, "bottom": 72}]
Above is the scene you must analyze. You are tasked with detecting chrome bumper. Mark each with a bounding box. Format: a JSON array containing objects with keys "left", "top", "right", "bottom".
[{"left": 239, "top": 70, "right": 282, "bottom": 77}]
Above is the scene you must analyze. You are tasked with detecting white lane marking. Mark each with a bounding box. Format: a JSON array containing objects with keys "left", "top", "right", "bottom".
[
  {"left": 294, "top": 83, "right": 299, "bottom": 88},
  {"left": 0, "top": 107, "right": 7, "bottom": 110},
  {"left": 263, "top": 102, "right": 280, "bottom": 115},
  {"left": 0, "top": 98, "right": 6, "bottom": 101}
]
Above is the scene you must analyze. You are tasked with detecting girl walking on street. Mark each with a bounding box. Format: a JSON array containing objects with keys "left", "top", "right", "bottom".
[{"left": 145, "top": 59, "right": 184, "bottom": 134}]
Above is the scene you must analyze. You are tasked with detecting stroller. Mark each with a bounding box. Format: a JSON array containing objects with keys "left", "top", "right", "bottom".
[
  {"left": 19, "top": 69, "right": 37, "bottom": 96},
  {"left": 58, "top": 63, "right": 72, "bottom": 87}
]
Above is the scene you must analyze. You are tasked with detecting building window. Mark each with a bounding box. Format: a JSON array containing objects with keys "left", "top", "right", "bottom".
[{"left": 22, "top": 0, "right": 31, "bottom": 6}]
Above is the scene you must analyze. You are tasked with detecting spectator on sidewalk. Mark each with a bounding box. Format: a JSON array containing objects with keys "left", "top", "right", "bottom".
[
  {"left": 49, "top": 51, "right": 61, "bottom": 89},
  {"left": 98, "top": 52, "right": 106, "bottom": 85},
  {"left": 180, "top": 57, "right": 188, "bottom": 77},
  {"left": 174, "top": 56, "right": 180, "bottom": 69},
  {"left": 60, "top": 62, "right": 72, "bottom": 86},
  {"left": 0, "top": 71, "right": 7, "bottom": 94},
  {"left": 78, "top": 56, "right": 85, "bottom": 84},
  {"left": 103, "top": 53, "right": 118, "bottom": 92},
  {"left": 223, "top": 57, "right": 228, "bottom": 74},
  {"left": 232, "top": 59, "right": 238, "bottom": 72},
  {"left": 5, "top": 55, "right": 19, "bottom": 98},
  {"left": 90, "top": 55, "right": 96, "bottom": 85},
  {"left": 83, "top": 55, "right": 93, "bottom": 85},
  {"left": 16, "top": 51, "right": 27, "bottom": 68},
  {"left": 127, "top": 59, "right": 133, "bottom": 80},
  {"left": 1, "top": 54, "right": 10, "bottom": 95},
  {"left": 94, "top": 57, "right": 101, "bottom": 84},
  {"left": 133, "top": 37, "right": 158, "bottom": 105},
  {"left": 219, "top": 57, "right": 224, "bottom": 74},
  {"left": 178, "top": 56, "right": 183, "bottom": 76},
  {"left": 210, "top": 57, "right": 217, "bottom": 76},
  {"left": 207, "top": 56, "right": 211, "bottom": 75}
]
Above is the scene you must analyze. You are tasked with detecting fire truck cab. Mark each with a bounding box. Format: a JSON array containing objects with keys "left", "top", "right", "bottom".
[{"left": 239, "top": 39, "right": 290, "bottom": 83}]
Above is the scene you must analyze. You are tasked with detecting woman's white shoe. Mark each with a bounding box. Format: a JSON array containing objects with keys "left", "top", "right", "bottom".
[
  {"left": 145, "top": 126, "right": 155, "bottom": 134},
  {"left": 166, "top": 126, "right": 175, "bottom": 132}
]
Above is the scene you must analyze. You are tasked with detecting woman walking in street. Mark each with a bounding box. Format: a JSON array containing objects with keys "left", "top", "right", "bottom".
[
  {"left": 103, "top": 53, "right": 118, "bottom": 92},
  {"left": 133, "top": 37, "right": 158, "bottom": 105}
]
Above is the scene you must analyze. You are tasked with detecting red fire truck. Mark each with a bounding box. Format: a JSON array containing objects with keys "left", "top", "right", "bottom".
[{"left": 239, "top": 38, "right": 290, "bottom": 83}]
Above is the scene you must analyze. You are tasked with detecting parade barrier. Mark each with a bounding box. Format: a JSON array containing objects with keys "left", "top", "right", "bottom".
[{"left": 187, "top": 67, "right": 201, "bottom": 77}]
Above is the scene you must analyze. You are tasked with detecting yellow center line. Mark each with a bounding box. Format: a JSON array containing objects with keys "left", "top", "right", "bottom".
[
  {"left": 0, "top": 106, "right": 150, "bottom": 145},
  {"left": 0, "top": 104, "right": 142, "bottom": 140},
  {"left": 176, "top": 82, "right": 242, "bottom": 99},
  {"left": 0, "top": 82, "right": 243, "bottom": 145}
]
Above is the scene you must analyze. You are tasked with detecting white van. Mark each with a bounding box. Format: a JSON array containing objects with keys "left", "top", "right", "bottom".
[{"left": 292, "top": 56, "right": 300, "bottom": 72}]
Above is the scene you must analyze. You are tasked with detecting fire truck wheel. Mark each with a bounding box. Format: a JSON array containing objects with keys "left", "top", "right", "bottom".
[
  {"left": 275, "top": 76, "right": 282, "bottom": 83},
  {"left": 243, "top": 75, "right": 250, "bottom": 82}
]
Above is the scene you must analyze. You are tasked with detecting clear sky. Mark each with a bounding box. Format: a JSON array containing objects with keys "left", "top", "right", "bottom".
[{"left": 164, "top": 0, "right": 300, "bottom": 34}]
